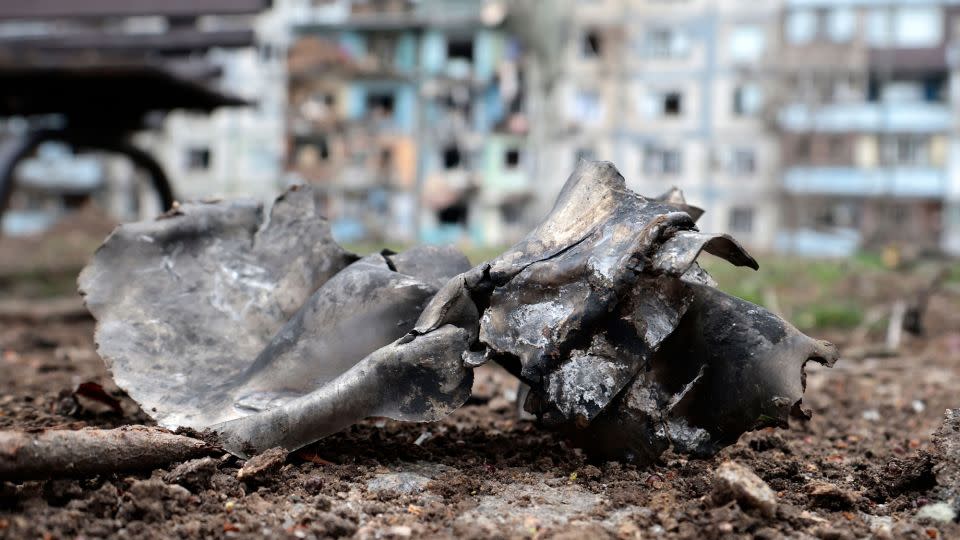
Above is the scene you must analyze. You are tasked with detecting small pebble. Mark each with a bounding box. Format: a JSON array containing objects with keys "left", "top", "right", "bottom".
[{"left": 711, "top": 461, "right": 777, "bottom": 517}]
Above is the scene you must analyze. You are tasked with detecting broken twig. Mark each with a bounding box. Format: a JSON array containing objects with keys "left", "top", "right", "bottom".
[{"left": 0, "top": 426, "right": 218, "bottom": 481}]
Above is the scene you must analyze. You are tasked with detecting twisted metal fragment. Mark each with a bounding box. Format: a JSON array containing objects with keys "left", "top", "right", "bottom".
[{"left": 80, "top": 161, "right": 836, "bottom": 460}]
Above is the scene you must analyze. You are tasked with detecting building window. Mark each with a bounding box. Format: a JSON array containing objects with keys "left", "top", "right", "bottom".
[
  {"left": 442, "top": 145, "right": 462, "bottom": 169},
  {"left": 729, "top": 207, "right": 754, "bottom": 233},
  {"left": 186, "top": 147, "right": 211, "bottom": 170},
  {"left": 896, "top": 7, "right": 943, "bottom": 47},
  {"left": 642, "top": 28, "right": 689, "bottom": 59},
  {"left": 730, "top": 149, "right": 756, "bottom": 175},
  {"left": 729, "top": 24, "right": 765, "bottom": 62},
  {"left": 572, "top": 90, "right": 604, "bottom": 125},
  {"left": 437, "top": 202, "right": 468, "bottom": 225},
  {"left": 827, "top": 8, "right": 855, "bottom": 43},
  {"left": 732, "top": 83, "right": 762, "bottom": 116},
  {"left": 869, "top": 7, "right": 943, "bottom": 47},
  {"left": 366, "top": 92, "right": 395, "bottom": 116},
  {"left": 446, "top": 37, "right": 474, "bottom": 62},
  {"left": 881, "top": 135, "right": 928, "bottom": 166},
  {"left": 644, "top": 145, "right": 682, "bottom": 176},
  {"left": 663, "top": 92, "right": 682, "bottom": 116},
  {"left": 581, "top": 30, "right": 602, "bottom": 58},
  {"left": 786, "top": 10, "right": 817, "bottom": 44},
  {"left": 367, "top": 34, "right": 399, "bottom": 69},
  {"left": 794, "top": 137, "right": 811, "bottom": 162},
  {"left": 504, "top": 148, "right": 521, "bottom": 169},
  {"left": 378, "top": 147, "right": 392, "bottom": 169}
]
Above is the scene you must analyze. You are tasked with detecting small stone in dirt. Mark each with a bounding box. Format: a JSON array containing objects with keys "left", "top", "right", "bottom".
[
  {"left": 237, "top": 447, "right": 288, "bottom": 483},
  {"left": 367, "top": 472, "right": 432, "bottom": 496},
  {"left": 915, "top": 502, "right": 957, "bottom": 523},
  {"left": 164, "top": 457, "right": 218, "bottom": 491},
  {"left": 805, "top": 481, "right": 858, "bottom": 510},
  {"left": 386, "top": 525, "right": 413, "bottom": 538},
  {"left": 711, "top": 461, "right": 777, "bottom": 518}
]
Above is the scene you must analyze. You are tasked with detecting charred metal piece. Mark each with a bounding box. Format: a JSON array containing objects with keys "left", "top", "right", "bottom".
[{"left": 80, "top": 161, "right": 836, "bottom": 460}]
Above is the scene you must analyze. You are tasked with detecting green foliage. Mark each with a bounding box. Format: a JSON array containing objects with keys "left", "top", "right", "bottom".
[{"left": 793, "top": 303, "right": 864, "bottom": 331}]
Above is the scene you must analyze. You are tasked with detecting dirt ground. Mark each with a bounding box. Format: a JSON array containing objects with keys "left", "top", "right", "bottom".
[{"left": 1, "top": 222, "right": 960, "bottom": 538}]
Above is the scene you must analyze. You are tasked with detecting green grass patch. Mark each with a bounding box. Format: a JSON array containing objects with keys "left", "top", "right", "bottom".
[{"left": 793, "top": 303, "right": 864, "bottom": 331}]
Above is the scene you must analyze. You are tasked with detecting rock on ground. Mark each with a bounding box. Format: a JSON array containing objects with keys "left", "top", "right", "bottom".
[
  {"left": 711, "top": 461, "right": 778, "bottom": 517},
  {"left": 237, "top": 447, "right": 288, "bottom": 483}
]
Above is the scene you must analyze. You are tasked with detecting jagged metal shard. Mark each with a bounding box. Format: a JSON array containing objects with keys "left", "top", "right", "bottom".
[{"left": 80, "top": 161, "right": 836, "bottom": 460}]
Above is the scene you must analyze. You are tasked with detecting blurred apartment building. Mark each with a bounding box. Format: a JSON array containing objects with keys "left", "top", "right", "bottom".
[
  {"left": 284, "top": 0, "right": 530, "bottom": 245},
  {"left": 542, "top": 0, "right": 781, "bottom": 251},
  {"left": 773, "top": 0, "right": 960, "bottom": 257},
  {"left": 545, "top": 0, "right": 960, "bottom": 257},
  {"left": 3, "top": 0, "right": 960, "bottom": 257}
]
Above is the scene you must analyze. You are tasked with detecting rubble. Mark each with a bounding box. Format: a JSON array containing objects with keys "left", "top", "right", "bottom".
[
  {"left": 927, "top": 408, "right": 960, "bottom": 520},
  {"left": 237, "top": 447, "right": 289, "bottom": 483},
  {"left": 79, "top": 160, "right": 836, "bottom": 461},
  {"left": 710, "top": 461, "right": 778, "bottom": 518},
  {"left": 164, "top": 457, "right": 219, "bottom": 492}
]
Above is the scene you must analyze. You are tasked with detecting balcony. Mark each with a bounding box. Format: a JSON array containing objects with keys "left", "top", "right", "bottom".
[
  {"left": 783, "top": 166, "right": 947, "bottom": 198},
  {"left": 778, "top": 102, "right": 952, "bottom": 133}
]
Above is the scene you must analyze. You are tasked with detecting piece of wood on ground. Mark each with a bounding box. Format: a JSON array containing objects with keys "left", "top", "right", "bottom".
[{"left": 0, "top": 425, "right": 219, "bottom": 481}]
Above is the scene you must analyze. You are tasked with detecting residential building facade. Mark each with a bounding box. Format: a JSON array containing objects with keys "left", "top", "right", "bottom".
[
  {"left": 538, "top": 0, "right": 783, "bottom": 251},
  {"left": 285, "top": 0, "right": 530, "bottom": 245},
  {"left": 773, "top": 0, "right": 959, "bottom": 256}
]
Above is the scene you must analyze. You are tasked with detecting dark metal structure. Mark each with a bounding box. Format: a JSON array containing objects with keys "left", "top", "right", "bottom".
[
  {"left": 0, "top": 0, "right": 270, "bottom": 233},
  {"left": 79, "top": 161, "right": 837, "bottom": 461}
]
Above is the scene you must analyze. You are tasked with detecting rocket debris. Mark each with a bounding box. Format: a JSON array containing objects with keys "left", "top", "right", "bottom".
[{"left": 79, "top": 161, "right": 837, "bottom": 460}]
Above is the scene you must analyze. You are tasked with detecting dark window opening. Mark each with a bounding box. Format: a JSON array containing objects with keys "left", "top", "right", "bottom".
[
  {"left": 187, "top": 147, "right": 211, "bottom": 170},
  {"left": 505, "top": 148, "right": 521, "bottom": 168},
  {"left": 664, "top": 92, "right": 682, "bottom": 115},
  {"left": 379, "top": 147, "right": 392, "bottom": 168},
  {"left": 582, "top": 31, "right": 602, "bottom": 57},
  {"left": 731, "top": 149, "right": 756, "bottom": 175},
  {"left": 368, "top": 34, "right": 399, "bottom": 69},
  {"left": 442, "top": 146, "right": 462, "bottom": 169},
  {"left": 501, "top": 201, "right": 524, "bottom": 224},
  {"left": 367, "top": 92, "right": 395, "bottom": 115},
  {"left": 447, "top": 38, "right": 474, "bottom": 61},
  {"left": 729, "top": 207, "right": 754, "bottom": 233},
  {"left": 437, "top": 202, "right": 468, "bottom": 225},
  {"left": 794, "top": 137, "right": 811, "bottom": 162},
  {"left": 317, "top": 138, "right": 330, "bottom": 160}
]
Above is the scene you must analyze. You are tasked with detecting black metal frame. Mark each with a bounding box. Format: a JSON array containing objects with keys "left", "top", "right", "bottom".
[{"left": 0, "top": 128, "right": 176, "bottom": 229}]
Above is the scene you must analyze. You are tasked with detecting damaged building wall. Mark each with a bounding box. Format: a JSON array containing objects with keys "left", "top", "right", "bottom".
[
  {"left": 532, "top": 0, "right": 784, "bottom": 252},
  {"left": 285, "top": 0, "right": 532, "bottom": 246},
  {"left": 772, "top": 0, "right": 960, "bottom": 257}
]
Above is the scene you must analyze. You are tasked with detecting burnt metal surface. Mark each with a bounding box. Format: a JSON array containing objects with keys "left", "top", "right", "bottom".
[{"left": 80, "top": 161, "right": 836, "bottom": 460}]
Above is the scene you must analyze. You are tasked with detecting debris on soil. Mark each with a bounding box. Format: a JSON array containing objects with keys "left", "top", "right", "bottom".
[
  {"left": 0, "top": 426, "right": 217, "bottom": 480},
  {"left": 78, "top": 161, "right": 837, "bottom": 462},
  {"left": 928, "top": 408, "right": 960, "bottom": 519},
  {"left": 916, "top": 502, "right": 957, "bottom": 524},
  {"left": 710, "top": 461, "right": 778, "bottom": 517},
  {"left": 163, "top": 457, "right": 219, "bottom": 492},
  {"left": 72, "top": 382, "right": 122, "bottom": 414},
  {"left": 804, "top": 480, "right": 858, "bottom": 510},
  {"left": 1, "top": 312, "right": 959, "bottom": 538},
  {"left": 236, "top": 446, "right": 288, "bottom": 483}
]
